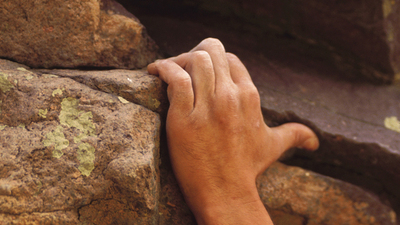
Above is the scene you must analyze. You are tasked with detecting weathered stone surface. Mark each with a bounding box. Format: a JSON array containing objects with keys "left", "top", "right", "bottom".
[
  {"left": 258, "top": 162, "right": 396, "bottom": 225},
  {"left": 124, "top": 0, "right": 400, "bottom": 83},
  {"left": 36, "top": 69, "right": 168, "bottom": 114},
  {"left": 0, "top": 0, "right": 159, "bottom": 69},
  {"left": 126, "top": 13, "right": 400, "bottom": 224},
  {"left": 0, "top": 59, "right": 161, "bottom": 224}
]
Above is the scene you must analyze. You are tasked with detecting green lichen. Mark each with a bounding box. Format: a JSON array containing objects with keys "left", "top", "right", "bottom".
[
  {"left": 77, "top": 142, "right": 95, "bottom": 176},
  {"left": 59, "top": 97, "right": 97, "bottom": 176},
  {"left": 52, "top": 88, "right": 63, "bottom": 97},
  {"left": 0, "top": 72, "right": 14, "bottom": 93},
  {"left": 118, "top": 96, "right": 130, "bottom": 104},
  {"left": 44, "top": 74, "right": 59, "bottom": 78},
  {"left": 59, "top": 97, "right": 95, "bottom": 143},
  {"left": 38, "top": 109, "right": 48, "bottom": 118},
  {"left": 43, "top": 125, "right": 69, "bottom": 158},
  {"left": 383, "top": 0, "right": 394, "bottom": 18},
  {"left": 34, "top": 180, "right": 43, "bottom": 195},
  {"left": 0, "top": 124, "right": 7, "bottom": 130},
  {"left": 149, "top": 97, "right": 161, "bottom": 109},
  {"left": 17, "top": 124, "right": 25, "bottom": 129},
  {"left": 25, "top": 75, "right": 34, "bottom": 80},
  {"left": 17, "top": 67, "right": 29, "bottom": 72},
  {"left": 384, "top": 116, "right": 400, "bottom": 133}
]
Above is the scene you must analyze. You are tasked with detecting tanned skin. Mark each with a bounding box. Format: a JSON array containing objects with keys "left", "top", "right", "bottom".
[{"left": 148, "top": 38, "right": 319, "bottom": 225}]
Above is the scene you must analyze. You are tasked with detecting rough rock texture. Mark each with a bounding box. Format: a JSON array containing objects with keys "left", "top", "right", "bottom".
[
  {"left": 123, "top": 0, "right": 400, "bottom": 83},
  {"left": 0, "top": 0, "right": 159, "bottom": 69},
  {"left": 258, "top": 162, "right": 396, "bottom": 225},
  {"left": 0, "top": 59, "right": 162, "bottom": 224}
]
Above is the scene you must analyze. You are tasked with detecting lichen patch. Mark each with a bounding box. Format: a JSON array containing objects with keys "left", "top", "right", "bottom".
[
  {"left": 59, "top": 97, "right": 95, "bottom": 143},
  {"left": 52, "top": 88, "right": 63, "bottom": 97},
  {"left": 118, "top": 96, "right": 130, "bottom": 104},
  {"left": 384, "top": 116, "right": 400, "bottom": 133},
  {"left": 38, "top": 109, "right": 48, "bottom": 118},
  {"left": 59, "top": 97, "right": 97, "bottom": 176},
  {"left": 77, "top": 142, "right": 96, "bottom": 176},
  {"left": 0, "top": 72, "right": 15, "bottom": 93},
  {"left": 43, "top": 125, "right": 70, "bottom": 158}
]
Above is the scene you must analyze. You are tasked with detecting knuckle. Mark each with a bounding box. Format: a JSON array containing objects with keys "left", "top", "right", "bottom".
[
  {"left": 191, "top": 50, "right": 211, "bottom": 62},
  {"left": 175, "top": 76, "right": 192, "bottom": 88},
  {"left": 242, "top": 86, "right": 261, "bottom": 107}
]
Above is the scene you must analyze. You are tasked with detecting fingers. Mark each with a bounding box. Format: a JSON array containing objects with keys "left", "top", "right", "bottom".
[
  {"left": 190, "top": 38, "right": 232, "bottom": 87},
  {"left": 170, "top": 51, "right": 216, "bottom": 105},
  {"left": 271, "top": 123, "right": 319, "bottom": 154},
  {"left": 148, "top": 60, "right": 194, "bottom": 113},
  {"left": 226, "top": 53, "right": 253, "bottom": 85}
]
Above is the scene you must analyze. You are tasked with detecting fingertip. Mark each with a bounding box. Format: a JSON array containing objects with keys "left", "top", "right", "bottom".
[
  {"left": 271, "top": 122, "right": 319, "bottom": 153},
  {"left": 147, "top": 60, "right": 160, "bottom": 75},
  {"left": 299, "top": 136, "right": 320, "bottom": 151}
]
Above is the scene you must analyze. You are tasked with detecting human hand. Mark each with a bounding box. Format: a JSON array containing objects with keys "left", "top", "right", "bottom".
[{"left": 148, "top": 38, "right": 319, "bottom": 225}]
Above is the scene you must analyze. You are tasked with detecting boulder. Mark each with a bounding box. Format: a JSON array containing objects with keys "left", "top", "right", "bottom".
[
  {"left": 258, "top": 162, "right": 396, "bottom": 225},
  {"left": 0, "top": 59, "right": 162, "bottom": 224},
  {"left": 0, "top": 0, "right": 159, "bottom": 69},
  {"left": 124, "top": 0, "right": 400, "bottom": 83}
]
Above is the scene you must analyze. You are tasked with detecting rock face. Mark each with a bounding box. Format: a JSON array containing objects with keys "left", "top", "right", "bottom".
[
  {"left": 0, "top": 0, "right": 159, "bottom": 69},
  {"left": 258, "top": 162, "right": 396, "bottom": 225},
  {"left": 0, "top": 59, "right": 162, "bottom": 224},
  {"left": 125, "top": 0, "right": 400, "bottom": 83}
]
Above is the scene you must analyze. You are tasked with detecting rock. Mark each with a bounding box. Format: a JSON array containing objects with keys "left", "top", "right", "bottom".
[
  {"left": 125, "top": 0, "right": 400, "bottom": 83},
  {"left": 258, "top": 162, "right": 396, "bottom": 225},
  {"left": 0, "top": 0, "right": 159, "bottom": 69},
  {"left": 0, "top": 59, "right": 162, "bottom": 224},
  {"left": 36, "top": 69, "right": 168, "bottom": 114}
]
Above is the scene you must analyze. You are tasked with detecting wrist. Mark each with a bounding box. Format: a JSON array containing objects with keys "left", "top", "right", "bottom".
[{"left": 181, "top": 179, "right": 272, "bottom": 225}]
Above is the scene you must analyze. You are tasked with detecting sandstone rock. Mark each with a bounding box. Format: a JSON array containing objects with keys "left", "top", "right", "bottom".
[
  {"left": 258, "top": 162, "right": 396, "bottom": 225},
  {"left": 36, "top": 69, "right": 168, "bottom": 114},
  {"left": 126, "top": 0, "right": 400, "bottom": 83},
  {"left": 0, "top": 0, "right": 159, "bottom": 69},
  {"left": 0, "top": 59, "right": 161, "bottom": 224}
]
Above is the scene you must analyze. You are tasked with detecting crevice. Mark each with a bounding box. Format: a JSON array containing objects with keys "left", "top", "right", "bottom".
[
  {"left": 262, "top": 107, "right": 400, "bottom": 220},
  {"left": 261, "top": 85, "right": 388, "bottom": 129}
]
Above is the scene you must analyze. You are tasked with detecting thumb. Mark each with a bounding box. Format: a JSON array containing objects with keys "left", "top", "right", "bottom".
[{"left": 271, "top": 122, "right": 319, "bottom": 154}]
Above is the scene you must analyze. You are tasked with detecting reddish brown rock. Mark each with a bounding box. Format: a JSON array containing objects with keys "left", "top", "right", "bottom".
[
  {"left": 0, "top": 59, "right": 161, "bottom": 224},
  {"left": 258, "top": 162, "right": 396, "bottom": 225},
  {"left": 36, "top": 69, "right": 168, "bottom": 114},
  {"left": 125, "top": 0, "right": 400, "bottom": 83},
  {"left": 0, "top": 0, "right": 159, "bottom": 69}
]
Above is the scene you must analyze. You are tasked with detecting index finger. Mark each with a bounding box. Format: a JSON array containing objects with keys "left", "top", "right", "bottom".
[{"left": 148, "top": 59, "right": 194, "bottom": 113}]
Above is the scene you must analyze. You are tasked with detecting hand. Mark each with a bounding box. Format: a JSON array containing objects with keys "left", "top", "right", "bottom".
[{"left": 148, "top": 38, "right": 319, "bottom": 225}]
